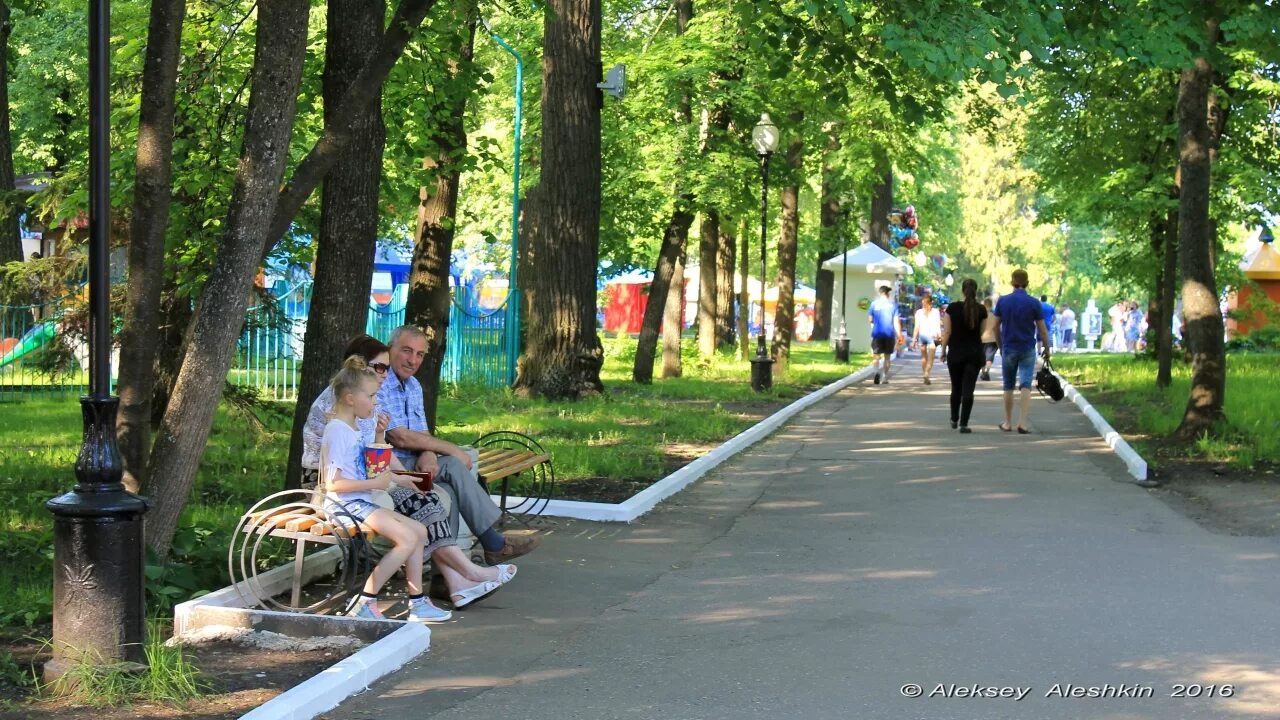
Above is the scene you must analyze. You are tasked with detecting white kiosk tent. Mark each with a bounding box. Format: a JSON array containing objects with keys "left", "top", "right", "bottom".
[{"left": 821, "top": 242, "right": 911, "bottom": 353}]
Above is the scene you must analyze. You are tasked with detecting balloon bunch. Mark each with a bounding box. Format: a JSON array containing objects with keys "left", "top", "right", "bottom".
[{"left": 887, "top": 205, "right": 919, "bottom": 250}]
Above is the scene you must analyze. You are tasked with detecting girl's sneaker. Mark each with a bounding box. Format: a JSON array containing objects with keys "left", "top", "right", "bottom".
[
  {"left": 408, "top": 597, "right": 452, "bottom": 623},
  {"left": 350, "top": 599, "right": 385, "bottom": 620}
]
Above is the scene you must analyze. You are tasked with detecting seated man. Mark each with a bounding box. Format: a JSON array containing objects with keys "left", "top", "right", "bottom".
[{"left": 379, "top": 324, "right": 540, "bottom": 565}]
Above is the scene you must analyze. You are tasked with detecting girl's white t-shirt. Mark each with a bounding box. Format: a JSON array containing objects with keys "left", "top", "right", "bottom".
[
  {"left": 301, "top": 386, "right": 379, "bottom": 470},
  {"left": 915, "top": 307, "right": 942, "bottom": 339},
  {"left": 319, "top": 419, "right": 372, "bottom": 503}
]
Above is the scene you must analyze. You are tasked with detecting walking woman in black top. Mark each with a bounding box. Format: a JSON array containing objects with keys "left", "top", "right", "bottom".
[{"left": 940, "top": 278, "right": 988, "bottom": 433}]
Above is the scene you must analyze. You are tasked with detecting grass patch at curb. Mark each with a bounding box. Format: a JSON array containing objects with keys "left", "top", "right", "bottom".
[{"left": 1053, "top": 353, "right": 1280, "bottom": 468}]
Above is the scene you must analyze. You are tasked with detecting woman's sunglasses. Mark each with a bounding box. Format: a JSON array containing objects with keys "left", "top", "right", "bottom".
[{"left": 370, "top": 362, "right": 390, "bottom": 374}]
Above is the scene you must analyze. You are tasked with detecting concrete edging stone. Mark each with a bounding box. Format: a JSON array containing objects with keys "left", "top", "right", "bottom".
[
  {"left": 496, "top": 361, "right": 880, "bottom": 522},
  {"left": 1054, "top": 370, "right": 1149, "bottom": 482}
]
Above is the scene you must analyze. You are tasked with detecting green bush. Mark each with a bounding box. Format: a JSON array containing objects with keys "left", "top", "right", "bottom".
[{"left": 1226, "top": 327, "right": 1280, "bottom": 353}]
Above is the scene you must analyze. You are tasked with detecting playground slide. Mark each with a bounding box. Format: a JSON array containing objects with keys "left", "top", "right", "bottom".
[{"left": 0, "top": 321, "right": 56, "bottom": 368}]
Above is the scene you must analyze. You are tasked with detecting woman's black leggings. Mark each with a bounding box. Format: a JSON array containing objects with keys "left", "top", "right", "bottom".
[{"left": 947, "top": 356, "right": 982, "bottom": 426}]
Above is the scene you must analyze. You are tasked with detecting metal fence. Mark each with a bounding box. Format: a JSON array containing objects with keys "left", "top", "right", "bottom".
[
  {"left": 2, "top": 279, "right": 519, "bottom": 403},
  {"left": 0, "top": 292, "right": 88, "bottom": 402}
]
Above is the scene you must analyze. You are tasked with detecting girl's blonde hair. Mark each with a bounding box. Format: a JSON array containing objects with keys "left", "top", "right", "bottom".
[{"left": 330, "top": 354, "right": 377, "bottom": 400}]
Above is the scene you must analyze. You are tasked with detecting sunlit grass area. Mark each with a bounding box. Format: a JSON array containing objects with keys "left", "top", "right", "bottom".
[
  {"left": 0, "top": 337, "right": 867, "bottom": 627},
  {"left": 1054, "top": 353, "right": 1280, "bottom": 467}
]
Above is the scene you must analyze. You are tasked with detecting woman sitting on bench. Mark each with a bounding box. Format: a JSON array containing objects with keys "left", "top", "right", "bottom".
[{"left": 303, "top": 335, "right": 515, "bottom": 610}]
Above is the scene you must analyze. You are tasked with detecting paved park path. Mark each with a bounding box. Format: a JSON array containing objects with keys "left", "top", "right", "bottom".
[{"left": 328, "top": 355, "right": 1280, "bottom": 720}]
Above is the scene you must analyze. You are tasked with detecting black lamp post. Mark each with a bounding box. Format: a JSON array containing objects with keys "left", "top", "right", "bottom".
[
  {"left": 750, "top": 114, "right": 779, "bottom": 392},
  {"left": 44, "top": 0, "right": 149, "bottom": 680},
  {"left": 834, "top": 231, "right": 850, "bottom": 362}
]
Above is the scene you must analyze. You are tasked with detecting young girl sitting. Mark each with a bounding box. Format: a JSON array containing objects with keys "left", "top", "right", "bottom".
[{"left": 320, "top": 356, "right": 452, "bottom": 622}]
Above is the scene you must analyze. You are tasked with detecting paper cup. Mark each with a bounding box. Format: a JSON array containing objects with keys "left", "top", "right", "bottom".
[{"left": 363, "top": 444, "right": 393, "bottom": 477}]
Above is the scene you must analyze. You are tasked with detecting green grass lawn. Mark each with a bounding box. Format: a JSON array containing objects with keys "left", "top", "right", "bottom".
[
  {"left": 1053, "top": 352, "right": 1280, "bottom": 468},
  {"left": 0, "top": 338, "right": 867, "bottom": 630}
]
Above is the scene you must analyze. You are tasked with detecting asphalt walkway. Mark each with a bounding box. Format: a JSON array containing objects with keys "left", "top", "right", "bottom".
[{"left": 328, "top": 354, "right": 1280, "bottom": 720}]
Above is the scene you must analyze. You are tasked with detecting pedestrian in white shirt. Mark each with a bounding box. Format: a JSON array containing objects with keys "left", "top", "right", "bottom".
[{"left": 912, "top": 293, "right": 943, "bottom": 385}]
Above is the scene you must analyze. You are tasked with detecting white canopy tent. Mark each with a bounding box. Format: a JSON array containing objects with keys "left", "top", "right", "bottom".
[{"left": 821, "top": 242, "right": 911, "bottom": 353}]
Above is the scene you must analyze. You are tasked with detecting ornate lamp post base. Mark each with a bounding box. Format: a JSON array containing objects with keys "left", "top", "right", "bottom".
[
  {"left": 750, "top": 335, "right": 774, "bottom": 392},
  {"left": 834, "top": 337, "right": 850, "bottom": 363},
  {"left": 45, "top": 397, "right": 149, "bottom": 681}
]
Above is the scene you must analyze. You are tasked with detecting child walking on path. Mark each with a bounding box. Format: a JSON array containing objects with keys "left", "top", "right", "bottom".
[{"left": 320, "top": 356, "right": 453, "bottom": 622}]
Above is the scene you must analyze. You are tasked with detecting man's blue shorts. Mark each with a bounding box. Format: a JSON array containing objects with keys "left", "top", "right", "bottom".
[{"left": 1002, "top": 348, "right": 1036, "bottom": 391}]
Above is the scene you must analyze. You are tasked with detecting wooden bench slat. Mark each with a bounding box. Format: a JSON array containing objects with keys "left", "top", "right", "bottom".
[
  {"left": 476, "top": 448, "right": 524, "bottom": 466},
  {"left": 476, "top": 447, "right": 523, "bottom": 461},
  {"left": 284, "top": 515, "right": 320, "bottom": 533},
  {"left": 480, "top": 452, "right": 550, "bottom": 482}
]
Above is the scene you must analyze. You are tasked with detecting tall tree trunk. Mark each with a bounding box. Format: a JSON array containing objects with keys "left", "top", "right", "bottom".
[
  {"left": 634, "top": 0, "right": 693, "bottom": 384},
  {"left": 737, "top": 215, "right": 749, "bottom": 360},
  {"left": 1175, "top": 11, "right": 1225, "bottom": 438},
  {"left": 0, "top": 1, "right": 19, "bottom": 265},
  {"left": 634, "top": 203, "right": 693, "bottom": 383},
  {"left": 867, "top": 149, "right": 892, "bottom": 252},
  {"left": 405, "top": 12, "right": 477, "bottom": 428},
  {"left": 114, "top": 0, "right": 187, "bottom": 492},
  {"left": 1157, "top": 208, "right": 1178, "bottom": 388},
  {"left": 148, "top": 286, "right": 192, "bottom": 427},
  {"left": 143, "top": 0, "right": 312, "bottom": 559},
  {"left": 284, "top": 0, "right": 389, "bottom": 491},
  {"left": 771, "top": 115, "right": 803, "bottom": 375},
  {"left": 696, "top": 210, "right": 718, "bottom": 357},
  {"left": 514, "top": 0, "right": 604, "bottom": 398},
  {"left": 1147, "top": 216, "right": 1165, "bottom": 356},
  {"left": 715, "top": 220, "right": 735, "bottom": 348},
  {"left": 259, "top": 0, "right": 440, "bottom": 259},
  {"left": 813, "top": 135, "right": 842, "bottom": 342},
  {"left": 660, "top": 240, "right": 686, "bottom": 378}
]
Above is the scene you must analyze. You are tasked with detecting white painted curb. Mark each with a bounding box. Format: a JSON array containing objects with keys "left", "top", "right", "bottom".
[
  {"left": 238, "top": 622, "right": 430, "bottom": 720},
  {"left": 1054, "top": 371, "right": 1149, "bottom": 482},
  {"left": 496, "top": 361, "right": 880, "bottom": 523}
]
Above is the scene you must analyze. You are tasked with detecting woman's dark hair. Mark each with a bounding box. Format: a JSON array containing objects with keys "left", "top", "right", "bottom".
[
  {"left": 343, "top": 334, "right": 389, "bottom": 362},
  {"left": 962, "top": 278, "right": 982, "bottom": 330}
]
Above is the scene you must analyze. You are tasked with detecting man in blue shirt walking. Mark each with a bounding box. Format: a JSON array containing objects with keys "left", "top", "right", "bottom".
[
  {"left": 867, "top": 284, "right": 902, "bottom": 384},
  {"left": 992, "top": 270, "right": 1051, "bottom": 433},
  {"left": 1039, "top": 295, "right": 1056, "bottom": 348}
]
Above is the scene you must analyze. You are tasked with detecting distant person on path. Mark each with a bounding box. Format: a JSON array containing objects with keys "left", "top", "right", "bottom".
[
  {"left": 1106, "top": 301, "right": 1126, "bottom": 352},
  {"left": 980, "top": 298, "right": 999, "bottom": 381},
  {"left": 1058, "top": 305, "right": 1076, "bottom": 349},
  {"left": 911, "top": 292, "right": 942, "bottom": 385},
  {"left": 379, "top": 325, "right": 541, "bottom": 566},
  {"left": 1039, "top": 295, "right": 1057, "bottom": 352},
  {"left": 992, "top": 269, "right": 1051, "bottom": 434},
  {"left": 867, "top": 284, "right": 902, "bottom": 385},
  {"left": 1125, "top": 301, "right": 1144, "bottom": 352},
  {"left": 940, "top": 278, "right": 987, "bottom": 433}
]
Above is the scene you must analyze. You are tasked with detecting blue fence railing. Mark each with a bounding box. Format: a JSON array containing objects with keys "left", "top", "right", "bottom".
[{"left": 2, "top": 279, "right": 520, "bottom": 402}]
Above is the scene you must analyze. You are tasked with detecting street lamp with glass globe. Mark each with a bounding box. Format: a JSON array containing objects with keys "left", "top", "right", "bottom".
[{"left": 750, "top": 114, "right": 780, "bottom": 391}]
